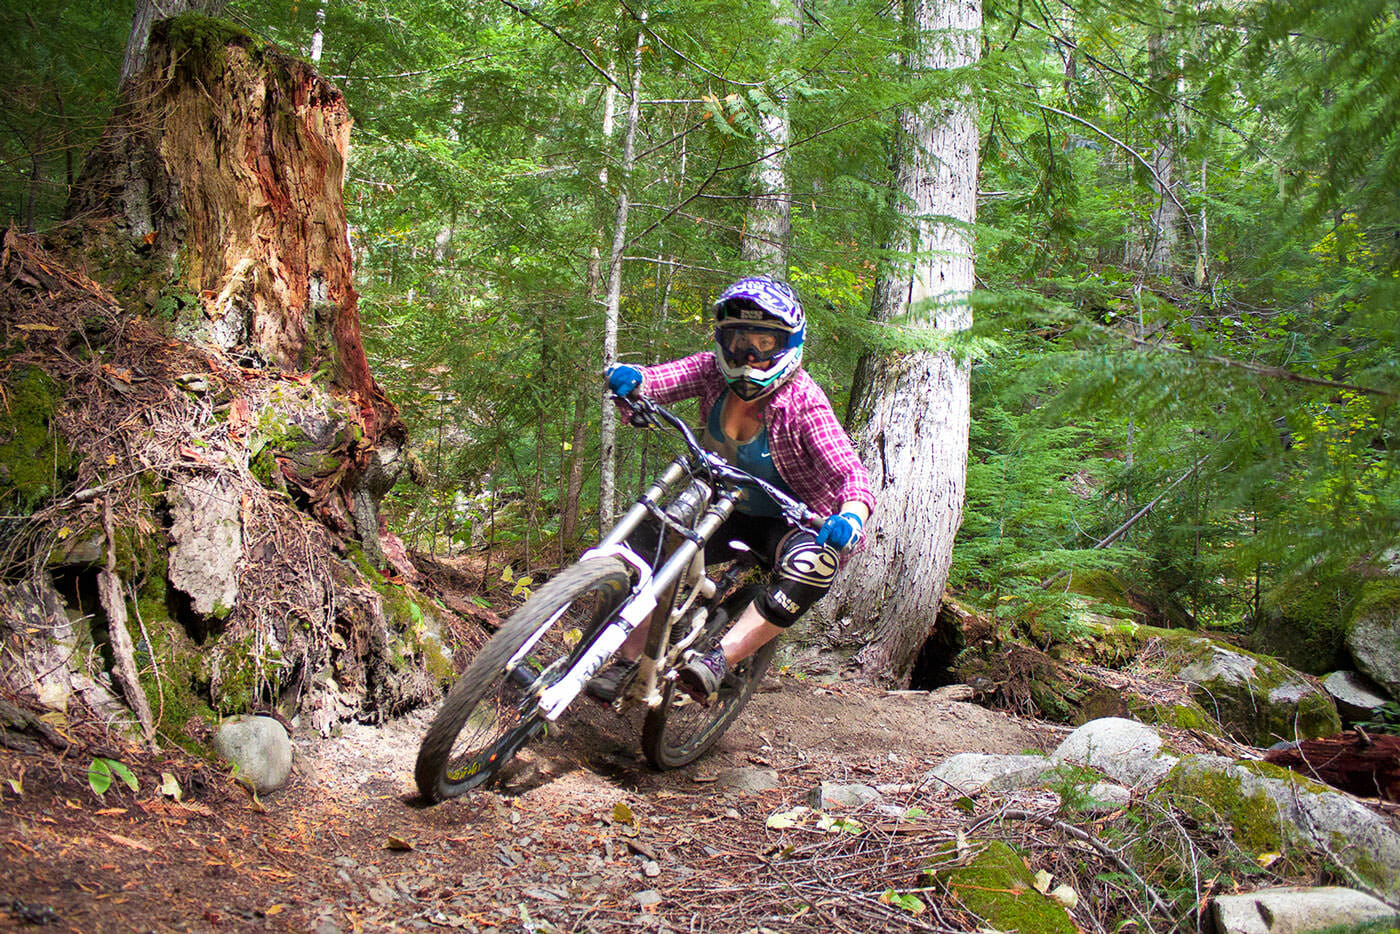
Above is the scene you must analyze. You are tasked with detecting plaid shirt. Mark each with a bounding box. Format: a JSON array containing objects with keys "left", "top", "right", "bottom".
[{"left": 636, "top": 352, "right": 876, "bottom": 524}]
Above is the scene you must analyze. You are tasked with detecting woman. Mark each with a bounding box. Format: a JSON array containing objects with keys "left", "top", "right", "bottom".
[{"left": 590, "top": 275, "right": 875, "bottom": 703}]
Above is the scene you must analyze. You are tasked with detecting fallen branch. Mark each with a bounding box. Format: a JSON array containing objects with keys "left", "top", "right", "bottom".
[{"left": 100, "top": 499, "right": 156, "bottom": 749}]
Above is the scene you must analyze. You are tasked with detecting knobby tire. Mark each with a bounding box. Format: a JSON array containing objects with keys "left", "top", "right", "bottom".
[
  {"left": 414, "top": 556, "right": 631, "bottom": 802},
  {"left": 641, "top": 584, "right": 774, "bottom": 770}
]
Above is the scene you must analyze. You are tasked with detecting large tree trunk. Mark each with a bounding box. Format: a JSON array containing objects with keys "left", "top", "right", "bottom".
[
  {"left": 66, "top": 16, "right": 405, "bottom": 557},
  {"left": 824, "top": 0, "right": 979, "bottom": 687}
]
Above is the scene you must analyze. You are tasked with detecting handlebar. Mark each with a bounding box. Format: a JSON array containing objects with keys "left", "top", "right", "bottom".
[{"left": 616, "top": 391, "right": 824, "bottom": 532}]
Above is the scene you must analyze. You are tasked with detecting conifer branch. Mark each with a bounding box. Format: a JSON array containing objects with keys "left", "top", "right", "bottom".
[
  {"left": 1126, "top": 334, "right": 1398, "bottom": 399},
  {"left": 497, "top": 0, "right": 625, "bottom": 94}
]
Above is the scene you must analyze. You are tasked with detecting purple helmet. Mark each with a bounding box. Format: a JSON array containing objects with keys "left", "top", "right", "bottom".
[{"left": 712, "top": 276, "right": 806, "bottom": 401}]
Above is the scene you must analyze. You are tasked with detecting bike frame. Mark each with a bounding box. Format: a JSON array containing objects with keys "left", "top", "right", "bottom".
[{"left": 523, "top": 396, "right": 820, "bottom": 722}]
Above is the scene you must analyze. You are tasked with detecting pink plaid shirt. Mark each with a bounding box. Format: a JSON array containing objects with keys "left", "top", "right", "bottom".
[{"left": 635, "top": 352, "right": 876, "bottom": 523}]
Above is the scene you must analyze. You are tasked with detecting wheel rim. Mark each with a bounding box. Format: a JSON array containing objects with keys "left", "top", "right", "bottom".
[
  {"left": 440, "top": 575, "right": 624, "bottom": 792},
  {"left": 655, "top": 654, "right": 759, "bottom": 761}
]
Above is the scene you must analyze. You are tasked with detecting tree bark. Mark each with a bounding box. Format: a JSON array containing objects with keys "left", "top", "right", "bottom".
[
  {"left": 739, "top": 0, "right": 798, "bottom": 276},
  {"left": 600, "top": 24, "right": 645, "bottom": 531},
  {"left": 825, "top": 0, "right": 979, "bottom": 687}
]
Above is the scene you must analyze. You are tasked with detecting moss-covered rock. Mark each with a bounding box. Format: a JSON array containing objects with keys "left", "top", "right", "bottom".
[
  {"left": 1346, "top": 580, "right": 1400, "bottom": 700},
  {"left": 1158, "top": 754, "right": 1400, "bottom": 901},
  {"left": 928, "top": 840, "right": 1078, "bottom": 933},
  {"left": 1155, "top": 633, "right": 1341, "bottom": 745},
  {"left": 1253, "top": 574, "right": 1357, "bottom": 675}
]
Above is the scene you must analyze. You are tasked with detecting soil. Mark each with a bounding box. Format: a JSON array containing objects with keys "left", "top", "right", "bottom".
[{"left": 0, "top": 675, "right": 1055, "bottom": 933}]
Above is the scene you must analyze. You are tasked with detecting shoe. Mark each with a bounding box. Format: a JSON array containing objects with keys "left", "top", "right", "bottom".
[
  {"left": 677, "top": 648, "right": 729, "bottom": 704},
  {"left": 584, "top": 658, "right": 639, "bottom": 703}
]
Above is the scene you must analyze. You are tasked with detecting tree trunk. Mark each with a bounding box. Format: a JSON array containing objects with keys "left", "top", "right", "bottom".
[
  {"left": 600, "top": 24, "right": 645, "bottom": 531},
  {"left": 739, "top": 0, "right": 798, "bottom": 276},
  {"left": 66, "top": 16, "right": 405, "bottom": 557},
  {"left": 825, "top": 0, "right": 979, "bottom": 688}
]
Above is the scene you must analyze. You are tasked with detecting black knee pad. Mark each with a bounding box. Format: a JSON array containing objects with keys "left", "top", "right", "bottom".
[{"left": 756, "top": 537, "right": 839, "bottom": 628}]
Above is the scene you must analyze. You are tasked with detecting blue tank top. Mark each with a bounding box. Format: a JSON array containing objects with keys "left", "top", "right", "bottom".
[{"left": 702, "top": 391, "right": 796, "bottom": 517}]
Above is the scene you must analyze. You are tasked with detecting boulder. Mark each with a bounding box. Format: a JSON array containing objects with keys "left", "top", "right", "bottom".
[
  {"left": 214, "top": 715, "right": 292, "bottom": 793},
  {"left": 1210, "top": 886, "right": 1398, "bottom": 934},
  {"left": 1165, "top": 754, "right": 1400, "bottom": 901},
  {"left": 1051, "top": 717, "right": 1178, "bottom": 789},
  {"left": 1174, "top": 642, "right": 1340, "bottom": 745},
  {"left": 1321, "top": 670, "right": 1391, "bottom": 723},
  {"left": 925, "top": 753, "right": 1055, "bottom": 796},
  {"left": 1346, "top": 583, "right": 1400, "bottom": 700}
]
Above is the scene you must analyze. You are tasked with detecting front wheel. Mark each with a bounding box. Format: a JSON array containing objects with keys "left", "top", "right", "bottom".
[
  {"left": 641, "top": 584, "right": 776, "bottom": 770},
  {"left": 415, "top": 556, "right": 631, "bottom": 802}
]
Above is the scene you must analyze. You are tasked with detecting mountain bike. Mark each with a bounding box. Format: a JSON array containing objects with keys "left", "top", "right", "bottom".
[{"left": 415, "top": 393, "right": 821, "bottom": 802}]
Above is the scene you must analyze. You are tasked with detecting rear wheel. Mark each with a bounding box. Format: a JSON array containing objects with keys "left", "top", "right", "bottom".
[
  {"left": 641, "top": 584, "right": 775, "bottom": 770},
  {"left": 415, "top": 557, "right": 631, "bottom": 802}
]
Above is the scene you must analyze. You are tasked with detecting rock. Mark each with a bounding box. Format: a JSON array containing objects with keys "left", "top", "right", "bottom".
[
  {"left": 1175, "top": 642, "right": 1340, "bottom": 745},
  {"left": 634, "top": 889, "right": 662, "bottom": 909},
  {"left": 1051, "top": 717, "right": 1178, "bottom": 789},
  {"left": 1209, "top": 886, "right": 1399, "bottom": 933},
  {"left": 1321, "top": 670, "right": 1391, "bottom": 722},
  {"left": 1346, "top": 585, "right": 1400, "bottom": 700},
  {"left": 715, "top": 767, "right": 780, "bottom": 794},
  {"left": 809, "top": 782, "right": 883, "bottom": 809},
  {"left": 1080, "top": 781, "right": 1131, "bottom": 813},
  {"left": 925, "top": 753, "right": 1055, "bottom": 795},
  {"left": 213, "top": 715, "right": 292, "bottom": 793},
  {"left": 167, "top": 475, "right": 242, "bottom": 618},
  {"left": 1167, "top": 755, "right": 1400, "bottom": 901}
]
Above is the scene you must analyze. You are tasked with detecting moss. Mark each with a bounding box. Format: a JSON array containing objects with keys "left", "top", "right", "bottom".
[
  {"left": 0, "top": 366, "right": 74, "bottom": 514},
  {"left": 927, "top": 841, "right": 1078, "bottom": 934},
  {"left": 1158, "top": 760, "right": 1288, "bottom": 854},
  {"left": 134, "top": 589, "right": 217, "bottom": 750},
  {"left": 156, "top": 14, "right": 255, "bottom": 62},
  {"left": 1128, "top": 695, "right": 1219, "bottom": 733}
]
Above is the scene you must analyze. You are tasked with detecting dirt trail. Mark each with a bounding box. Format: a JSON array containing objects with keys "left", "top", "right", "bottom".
[{"left": 2, "top": 676, "right": 1053, "bottom": 933}]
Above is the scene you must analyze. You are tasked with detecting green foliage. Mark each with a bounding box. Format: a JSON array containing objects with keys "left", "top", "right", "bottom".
[{"left": 87, "top": 757, "right": 138, "bottom": 797}]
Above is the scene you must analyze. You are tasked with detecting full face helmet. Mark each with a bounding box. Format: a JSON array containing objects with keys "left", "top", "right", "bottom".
[{"left": 712, "top": 276, "right": 806, "bottom": 401}]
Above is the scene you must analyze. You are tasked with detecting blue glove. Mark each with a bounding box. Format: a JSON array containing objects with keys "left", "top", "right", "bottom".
[
  {"left": 606, "top": 363, "right": 643, "bottom": 398},
  {"left": 815, "top": 511, "right": 864, "bottom": 551}
]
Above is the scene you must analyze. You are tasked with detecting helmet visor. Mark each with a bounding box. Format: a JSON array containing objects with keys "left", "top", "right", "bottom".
[{"left": 716, "top": 325, "right": 791, "bottom": 365}]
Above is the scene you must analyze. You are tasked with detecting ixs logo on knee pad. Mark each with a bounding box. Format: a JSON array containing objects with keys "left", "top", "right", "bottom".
[
  {"left": 779, "top": 542, "right": 838, "bottom": 587},
  {"left": 771, "top": 591, "right": 800, "bottom": 614}
]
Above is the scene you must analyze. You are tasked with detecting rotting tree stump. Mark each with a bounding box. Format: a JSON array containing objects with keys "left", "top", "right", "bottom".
[{"left": 63, "top": 15, "right": 405, "bottom": 556}]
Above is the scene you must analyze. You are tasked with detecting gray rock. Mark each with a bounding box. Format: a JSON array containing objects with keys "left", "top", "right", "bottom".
[
  {"left": 1051, "top": 717, "right": 1177, "bottom": 789},
  {"left": 715, "top": 767, "right": 780, "bottom": 794},
  {"left": 1080, "top": 781, "right": 1132, "bottom": 813},
  {"left": 810, "top": 781, "right": 883, "bottom": 809},
  {"left": 213, "top": 715, "right": 292, "bottom": 793},
  {"left": 167, "top": 476, "right": 241, "bottom": 618},
  {"left": 925, "top": 753, "right": 1055, "bottom": 795},
  {"left": 1347, "top": 595, "right": 1400, "bottom": 700},
  {"left": 1174, "top": 755, "right": 1400, "bottom": 901},
  {"left": 1321, "top": 670, "right": 1391, "bottom": 722},
  {"left": 1210, "top": 885, "right": 1399, "bottom": 933},
  {"left": 1176, "top": 642, "right": 1340, "bottom": 745},
  {"left": 634, "top": 889, "right": 662, "bottom": 908}
]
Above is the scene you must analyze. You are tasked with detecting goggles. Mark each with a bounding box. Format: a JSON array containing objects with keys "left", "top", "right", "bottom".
[{"left": 715, "top": 325, "right": 791, "bottom": 364}]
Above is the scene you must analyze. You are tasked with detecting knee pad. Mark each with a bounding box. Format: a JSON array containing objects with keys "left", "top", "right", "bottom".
[{"left": 756, "top": 538, "right": 839, "bottom": 628}]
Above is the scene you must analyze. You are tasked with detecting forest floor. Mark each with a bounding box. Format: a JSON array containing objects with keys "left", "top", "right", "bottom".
[{"left": 0, "top": 667, "right": 1061, "bottom": 934}]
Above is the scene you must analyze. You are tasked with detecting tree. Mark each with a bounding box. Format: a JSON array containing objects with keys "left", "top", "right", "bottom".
[
  {"left": 824, "top": 0, "right": 981, "bottom": 687},
  {"left": 120, "top": 0, "right": 228, "bottom": 88}
]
